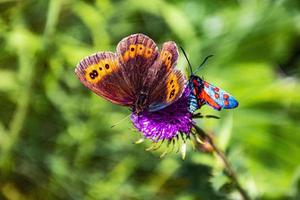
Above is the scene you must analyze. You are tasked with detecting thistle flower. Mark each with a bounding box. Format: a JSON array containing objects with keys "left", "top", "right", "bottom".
[
  {"left": 130, "top": 87, "right": 209, "bottom": 158},
  {"left": 131, "top": 87, "right": 193, "bottom": 141}
]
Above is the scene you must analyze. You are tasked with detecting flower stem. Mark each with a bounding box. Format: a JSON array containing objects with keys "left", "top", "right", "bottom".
[{"left": 194, "top": 125, "right": 251, "bottom": 200}]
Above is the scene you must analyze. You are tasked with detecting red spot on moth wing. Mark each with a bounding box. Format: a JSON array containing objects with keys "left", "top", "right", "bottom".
[
  {"left": 223, "top": 94, "right": 229, "bottom": 99},
  {"left": 214, "top": 93, "right": 219, "bottom": 99},
  {"left": 224, "top": 100, "right": 229, "bottom": 106},
  {"left": 199, "top": 90, "right": 221, "bottom": 110},
  {"left": 214, "top": 87, "right": 219, "bottom": 92},
  {"left": 204, "top": 82, "right": 209, "bottom": 88}
]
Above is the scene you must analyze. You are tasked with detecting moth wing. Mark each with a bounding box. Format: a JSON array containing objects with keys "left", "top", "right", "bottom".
[{"left": 202, "top": 81, "right": 238, "bottom": 110}]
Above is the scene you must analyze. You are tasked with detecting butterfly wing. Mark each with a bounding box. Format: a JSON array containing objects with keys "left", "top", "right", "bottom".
[
  {"left": 116, "top": 33, "right": 158, "bottom": 92},
  {"left": 201, "top": 80, "right": 239, "bottom": 110},
  {"left": 147, "top": 42, "right": 186, "bottom": 111},
  {"left": 75, "top": 52, "right": 134, "bottom": 106},
  {"left": 75, "top": 33, "right": 159, "bottom": 107},
  {"left": 76, "top": 33, "right": 186, "bottom": 112}
]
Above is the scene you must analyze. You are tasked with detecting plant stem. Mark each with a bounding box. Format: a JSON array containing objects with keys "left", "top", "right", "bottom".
[{"left": 194, "top": 125, "right": 251, "bottom": 200}]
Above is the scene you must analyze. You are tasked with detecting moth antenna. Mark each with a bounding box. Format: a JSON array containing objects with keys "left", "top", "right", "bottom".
[
  {"left": 193, "top": 55, "right": 214, "bottom": 74},
  {"left": 180, "top": 46, "right": 193, "bottom": 75},
  {"left": 111, "top": 114, "right": 131, "bottom": 128}
]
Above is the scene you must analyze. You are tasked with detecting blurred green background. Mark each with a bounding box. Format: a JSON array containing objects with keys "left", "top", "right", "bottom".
[{"left": 0, "top": 0, "right": 300, "bottom": 199}]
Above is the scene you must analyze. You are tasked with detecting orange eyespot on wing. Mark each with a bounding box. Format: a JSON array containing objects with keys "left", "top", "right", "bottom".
[
  {"left": 136, "top": 44, "right": 145, "bottom": 55},
  {"left": 85, "top": 64, "right": 101, "bottom": 84},
  {"left": 148, "top": 69, "right": 186, "bottom": 109},
  {"left": 128, "top": 44, "right": 137, "bottom": 58},
  {"left": 121, "top": 44, "right": 154, "bottom": 61},
  {"left": 145, "top": 40, "right": 185, "bottom": 111},
  {"left": 144, "top": 47, "right": 153, "bottom": 59},
  {"left": 83, "top": 58, "right": 118, "bottom": 84},
  {"left": 117, "top": 33, "right": 158, "bottom": 67},
  {"left": 166, "top": 72, "right": 181, "bottom": 102},
  {"left": 160, "top": 50, "right": 172, "bottom": 70},
  {"left": 157, "top": 41, "right": 179, "bottom": 71}
]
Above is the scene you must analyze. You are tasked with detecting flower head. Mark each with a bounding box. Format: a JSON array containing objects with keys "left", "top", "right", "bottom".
[
  {"left": 130, "top": 87, "right": 219, "bottom": 159},
  {"left": 130, "top": 87, "right": 194, "bottom": 141}
]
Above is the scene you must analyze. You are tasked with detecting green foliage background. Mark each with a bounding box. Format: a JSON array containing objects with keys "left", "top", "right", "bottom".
[{"left": 0, "top": 0, "right": 300, "bottom": 199}]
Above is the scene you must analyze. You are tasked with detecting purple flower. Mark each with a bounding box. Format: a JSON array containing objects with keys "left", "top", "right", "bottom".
[{"left": 130, "top": 87, "right": 194, "bottom": 141}]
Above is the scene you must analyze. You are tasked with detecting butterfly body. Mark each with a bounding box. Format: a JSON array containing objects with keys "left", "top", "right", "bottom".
[
  {"left": 188, "top": 75, "right": 238, "bottom": 112},
  {"left": 133, "top": 90, "right": 149, "bottom": 113},
  {"left": 75, "top": 34, "right": 186, "bottom": 114}
]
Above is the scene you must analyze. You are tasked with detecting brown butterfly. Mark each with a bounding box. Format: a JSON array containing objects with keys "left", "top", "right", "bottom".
[{"left": 75, "top": 33, "right": 186, "bottom": 114}]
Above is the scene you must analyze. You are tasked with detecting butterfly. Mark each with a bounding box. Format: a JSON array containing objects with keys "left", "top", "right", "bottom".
[
  {"left": 180, "top": 48, "right": 239, "bottom": 112},
  {"left": 75, "top": 33, "right": 186, "bottom": 114}
]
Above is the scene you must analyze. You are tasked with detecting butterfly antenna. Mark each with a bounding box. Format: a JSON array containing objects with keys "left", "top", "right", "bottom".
[
  {"left": 111, "top": 114, "right": 131, "bottom": 128},
  {"left": 193, "top": 55, "right": 214, "bottom": 74},
  {"left": 180, "top": 46, "right": 193, "bottom": 75}
]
